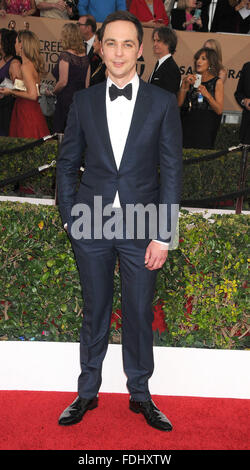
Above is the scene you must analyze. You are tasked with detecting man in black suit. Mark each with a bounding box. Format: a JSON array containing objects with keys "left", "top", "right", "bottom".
[
  {"left": 235, "top": 62, "right": 250, "bottom": 145},
  {"left": 77, "top": 14, "right": 102, "bottom": 74},
  {"left": 57, "top": 11, "right": 182, "bottom": 431},
  {"left": 149, "top": 26, "right": 181, "bottom": 95}
]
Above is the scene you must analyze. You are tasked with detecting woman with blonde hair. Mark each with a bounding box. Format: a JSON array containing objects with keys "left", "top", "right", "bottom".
[
  {"left": 203, "top": 38, "right": 227, "bottom": 83},
  {"left": 50, "top": 22, "right": 90, "bottom": 133},
  {"left": 0, "top": 29, "right": 49, "bottom": 138}
]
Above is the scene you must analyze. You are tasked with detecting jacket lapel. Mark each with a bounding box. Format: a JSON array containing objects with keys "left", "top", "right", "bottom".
[
  {"left": 119, "top": 80, "right": 152, "bottom": 172},
  {"left": 155, "top": 56, "right": 170, "bottom": 75},
  {"left": 91, "top": 81, "right": 117, "bottom": 170}
]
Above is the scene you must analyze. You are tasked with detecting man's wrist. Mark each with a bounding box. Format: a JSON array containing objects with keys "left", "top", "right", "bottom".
[{"left": 153, "top": 239, "right": 169, "bottom": 249}]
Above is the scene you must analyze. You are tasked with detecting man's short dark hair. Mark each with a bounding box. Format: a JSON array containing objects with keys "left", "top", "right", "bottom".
[
  {"left": 1, "top": 29, "right": 17, "bottom": 58},
  {"left": 152, "top": 26, "right": 178, "bottom": 55},
  {"left": 99, "top": 10, "right": 143, "bottom": 47},
  {"left": 82, "top": 14, "right": 97, "bottom": 33}
]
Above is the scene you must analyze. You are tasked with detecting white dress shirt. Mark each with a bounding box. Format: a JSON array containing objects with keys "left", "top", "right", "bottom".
[
  {"left": 106, "top": 73, "right": 139, "bottom": 208},
  {"left": 157, "top": 53, "right": 171, "bottom": 69},
  {"left": 84, "top": 35, "right": 95, "bottom": 55}
]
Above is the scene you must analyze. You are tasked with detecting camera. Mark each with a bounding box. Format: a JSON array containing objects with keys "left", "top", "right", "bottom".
[
  {"left": 194, "top": 8, "right": 201, "bottom": 19},
  {"left": 64, "top": 0, "right": 78, "bottom": 18},
  {"left": 64, "top": 0, "right": 78, "bottom": 11},
  {"left": 194, "top": 74, "right": 202, "bottom": 88}
]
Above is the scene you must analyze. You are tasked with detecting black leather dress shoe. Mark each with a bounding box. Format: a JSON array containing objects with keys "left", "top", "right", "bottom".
[
  {"left": 58, "top": 396, "right": 98, "bottom": 426},
  {"left": 129, "top": 398, "right": 173, "bottom": 431}
]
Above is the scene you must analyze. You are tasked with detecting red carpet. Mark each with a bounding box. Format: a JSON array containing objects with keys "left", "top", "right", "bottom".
[{"left": 0, "top": 391, "right": 249, "bottom": 450}]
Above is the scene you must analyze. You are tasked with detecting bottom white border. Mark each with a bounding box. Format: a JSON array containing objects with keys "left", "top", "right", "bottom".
[{"left": 1, "top": 342, "right": 249, "bottom": 399}]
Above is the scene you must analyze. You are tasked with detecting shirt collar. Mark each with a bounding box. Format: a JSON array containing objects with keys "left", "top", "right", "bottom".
[
  {"left": 158, "top": 53, "right": 171, "bottom": 67},
  {"left": 86, "top": 35, "right": 95, "bottom": 47}
]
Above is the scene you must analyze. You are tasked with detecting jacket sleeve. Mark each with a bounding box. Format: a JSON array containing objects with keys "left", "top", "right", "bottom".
[
  {"left": 158, "top": 92, "right": 183, "bottom": 245},
  {"left": 129, "top": 0, "right": 137, "bottom": 15},
  {"left": 77, "top": 0, "right": 89, "bottom": 16},
  {"left": 234, "top": 62, "right": 250, "bottom": 108},
  {"left": 56, "top": 93, "right": 87, "bottom": 228},
  {"left": 170, "top": 9, "right": 185, "bottom": 30},
  {"left": 157, "top": 0, "right": 169, "bottom": 25},
  {"left": 117, "top": 0, "right": 127, "bottom": 10}
]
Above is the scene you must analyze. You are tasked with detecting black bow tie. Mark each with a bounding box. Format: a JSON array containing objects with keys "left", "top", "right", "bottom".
[{"left": 109, "top": 83, "right": 132, "bottom": 101}]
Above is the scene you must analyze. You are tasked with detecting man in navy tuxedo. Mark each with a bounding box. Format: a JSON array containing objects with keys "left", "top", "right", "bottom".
[{"left": 57, "top": 11, "right": 182, "bottom": 431}]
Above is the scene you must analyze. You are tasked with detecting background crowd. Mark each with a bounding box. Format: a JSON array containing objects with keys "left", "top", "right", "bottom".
[
  {"left": 0, "top": 0, "right": 249, "bottom": 146},
  {"left": 0, "top": 0, "right": 249, "bottom": 32}
]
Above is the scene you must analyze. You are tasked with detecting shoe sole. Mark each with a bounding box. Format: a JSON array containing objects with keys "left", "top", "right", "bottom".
[
  {"left": 59, "top": 399, "right": 98, "bottom": 426},
  {"left": 129, "top": 404, "right": 141, "bottom": 414}
]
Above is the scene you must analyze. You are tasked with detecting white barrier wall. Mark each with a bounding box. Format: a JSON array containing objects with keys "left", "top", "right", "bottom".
[{"left": 1, "top": 342, "right": 249, "bottom": 399}]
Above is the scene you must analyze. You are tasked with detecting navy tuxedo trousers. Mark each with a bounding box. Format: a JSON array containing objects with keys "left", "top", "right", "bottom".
[{"left": 70, "top": 231, "right": 158, "bottom": 402}]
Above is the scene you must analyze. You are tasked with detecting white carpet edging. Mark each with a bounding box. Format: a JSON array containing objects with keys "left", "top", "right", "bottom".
[
  {"left": 1, "top": 196, "right": 250, "bottom": 215},
  {"left": 0, "top": 341, "right": 249, "bottom": 399}
]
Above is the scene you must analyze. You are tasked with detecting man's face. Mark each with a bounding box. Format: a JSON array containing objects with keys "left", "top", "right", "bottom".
[
  {"left": 101, "top": 20, "right": 143, "bottom": 87},
  {"left": 78, "top": 16, "right": 91, "bottom": 40},
  {"left": 153, "top": 32, "right": 169, "bottom": 59}
]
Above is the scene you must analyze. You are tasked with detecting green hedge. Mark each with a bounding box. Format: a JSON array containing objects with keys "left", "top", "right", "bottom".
[
  {"left": 182, "top": 125, "right": 247, "bottom": 208},
  {"left": 0, "top": 124, "right": 248, "bottom": 209},
  {"left": 0, "top": 138, "right": 57, "bottom": 197},
  {"left": 182, "top": 150, "right": 241, "bottom": 204},
  {"left": 0, "top": 202, "right": 249, "bottom": 349},
  {"left": 214, "top": 123, "right": 240, "bottom": 149}
]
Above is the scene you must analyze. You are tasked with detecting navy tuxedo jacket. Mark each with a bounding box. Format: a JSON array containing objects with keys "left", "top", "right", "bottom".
[{"left": 56, "top": 79, "right": 183, "bottom": 243}]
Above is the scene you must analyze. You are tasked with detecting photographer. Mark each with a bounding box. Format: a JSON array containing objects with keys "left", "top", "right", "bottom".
[
  {"left": 65, "top": 0, "right": 79, "bottom": 20},
  {"left": 35, "top": 0, "right": 76, "bottom": 19},
  {"left": 171, "top": 0, "right": 206, "bottom": 31},
  {"left": 211, "top": 0, "right": 250, "bottom": 33}
]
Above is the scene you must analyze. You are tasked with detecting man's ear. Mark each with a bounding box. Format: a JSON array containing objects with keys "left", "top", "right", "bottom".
[
  {"left": 100, "top": 42, "right": 104, "bottom": 56},
  {"left": 137, "top": 43, "right": 143, "bottom": 60}
]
